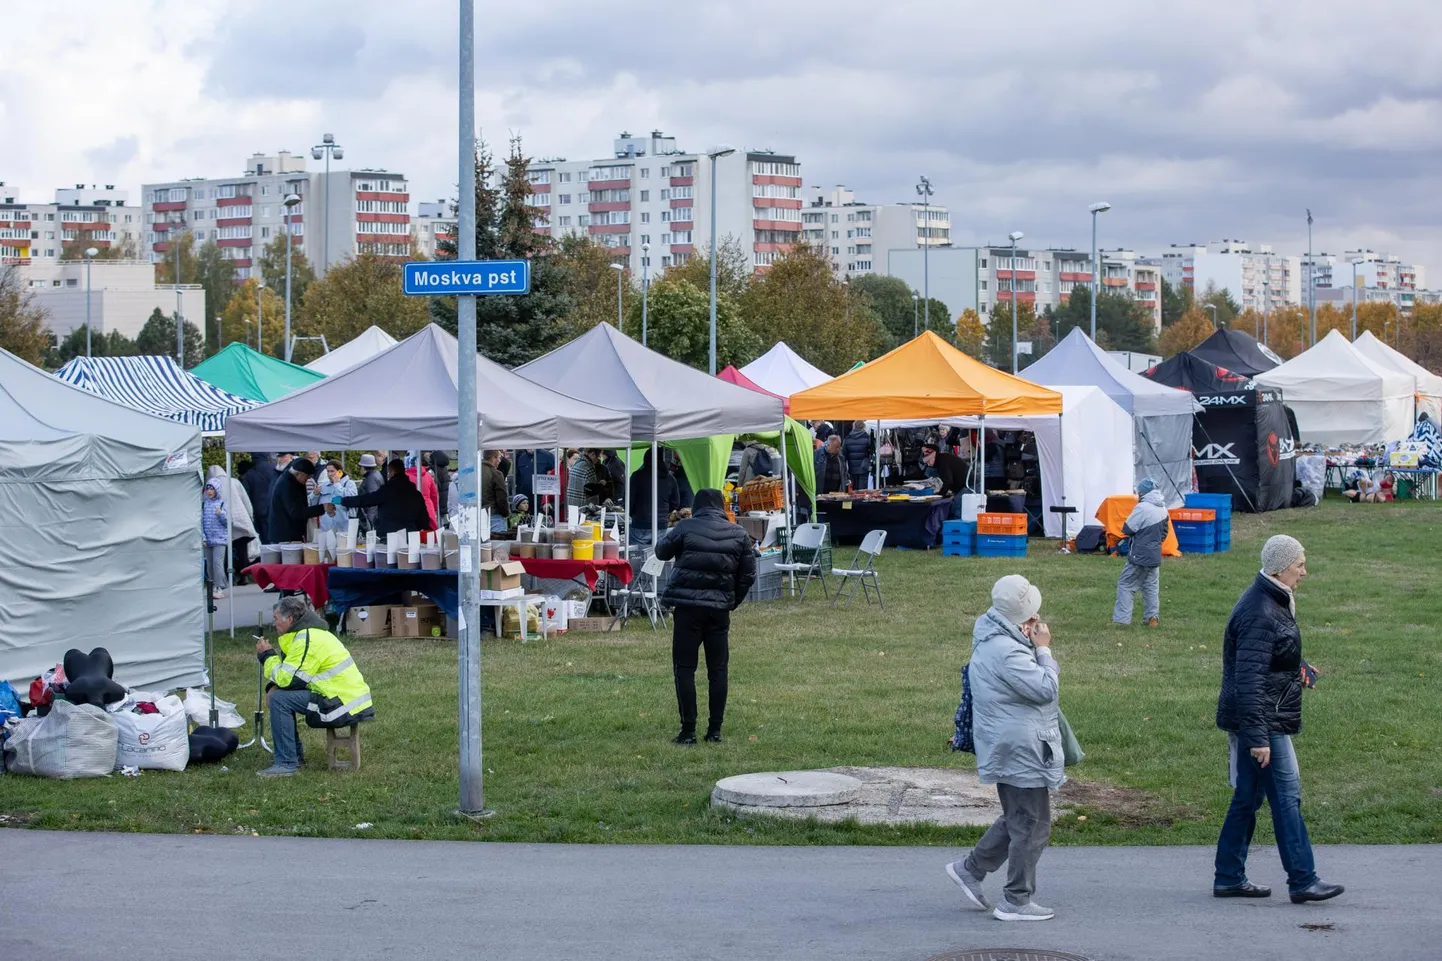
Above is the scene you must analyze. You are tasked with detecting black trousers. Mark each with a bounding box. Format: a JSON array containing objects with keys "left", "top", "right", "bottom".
[{"left": 671, "top": 605, "right": 730, "bottom": 734}]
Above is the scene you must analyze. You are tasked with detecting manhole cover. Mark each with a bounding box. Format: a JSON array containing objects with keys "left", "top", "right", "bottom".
[{"left": 922, "top": 946, "right": 1090, "bottom": 952}]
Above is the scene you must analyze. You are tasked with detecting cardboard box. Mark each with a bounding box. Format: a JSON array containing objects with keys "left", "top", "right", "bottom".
[
  {"left": 569, "top": 616, "right": 621, "bottom": 633},
  {"left": 391, "top": 603, "right": 443, "bottom": 638},
  {"left": 345, "top": 605, "right": 389, "bottom": 637},
  {"left": 478, "top": 587, "right": 525, "bottom": 601},
  {"left": 480, "top": 560, "right": 526, "bottom": 593}
]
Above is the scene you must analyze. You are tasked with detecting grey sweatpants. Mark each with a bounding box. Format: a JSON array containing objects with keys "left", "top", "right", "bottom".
[
  {"left": 1114, "top": 561, "right": 1159, "bottom": 624},
  {"left": 965, "top": 783, "right": 1053, "bottom": 905},
  {"left": 204, "top": 544, "right": 227, "bottom": 590}
]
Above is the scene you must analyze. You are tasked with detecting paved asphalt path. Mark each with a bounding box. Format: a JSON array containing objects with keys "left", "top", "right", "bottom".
[{"left": 0, "top": 832, "right": 1434, "bottom": 960}]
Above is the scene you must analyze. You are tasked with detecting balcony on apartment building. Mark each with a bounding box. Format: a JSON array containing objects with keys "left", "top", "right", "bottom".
[
  {"left": 587, "top": 177, "right": 632, "bottom": 193},
  {"left": 356, "top": 190, "right": 410, "bottom": 203},
  {"left": 669, "top": 175, "right": 694, "bottom": 187},
  {"left": 995, "top": 289, "right": 1038, "bottom": 301},
  {"left": 1058, "top": 271, "right": 1092, "bottom": 283},
  {"left": 216, "top": 194, "right": 253, "bottom": 208},
  {"left": 995, "top": 269, "right": 1037, "bottom": 281},
  {"left": 152, "top": 201, "right": 187, "bottom": 212},
  {"left": 752, "top": 173, "right": 803, "bottom": 187}
]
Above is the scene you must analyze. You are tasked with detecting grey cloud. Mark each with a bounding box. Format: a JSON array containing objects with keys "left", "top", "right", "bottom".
[{"left": 84, "top": 135, "right": 139, "bottom": 171}]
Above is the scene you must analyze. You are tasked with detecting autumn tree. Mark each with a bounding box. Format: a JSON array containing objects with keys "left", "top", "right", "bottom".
[
  {"left": 257, "top": 234, "right": 317, "bottom": 309},
  {"left": 135, "top": 306, "right": 203, "bottom": 363},
  {"left": 0, "top": 266, "right": 51, "bottom": 365},
  {"left": 1315, "top": 303, "right": 1351, "bottom": 339},
  {"left": 48, "top": 327, "right": 139, "bottom": 365},
  {"left": 1158, "top": 307, "right": 1215, "bottom": 357},
  {"left": 60, "top": 235, "right": 138, "bottom": 261},
  {"left": 193, "top": 240, "right": 237, "bottom": 353},
  {"left": 294, "top": 253, "right": 430, "bottom": 364},
  {"left": 1402, "top": 302, "right": 1442, "bottom": 371},
  {"left": 154, "top": 229, "right": 198, "bottom": 285},
  {"left": 1196, "top": 282, "right": 1240, "bottom": 328},
  {"left": 218, "top": 278, "right": 288, "bottom": 357},
  {"left": 954, "top": 308, "right": 986, "bottom": 358},
  {"left": 737, "top": 244, "right": 885, "bottom": 373},
  {"left": 1161, "top": 277, "right": 1193, "bottom": 327},
  {"left": 1052, "top": 285, "right": 1157, "bottom": 352},
  {"left": 629, "top": 275, "right": 757, "bottom": 370},
  {"left": 666, "top": 236, "right": 753, "bottom": 307},
  {"left": 554, "top": 234, "right": 631, "bottom": 336}
]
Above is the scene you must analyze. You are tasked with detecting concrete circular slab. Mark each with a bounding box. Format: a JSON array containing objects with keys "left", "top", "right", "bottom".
[{"left": 712, "top": 771, "right": 862, "bottom": 809}]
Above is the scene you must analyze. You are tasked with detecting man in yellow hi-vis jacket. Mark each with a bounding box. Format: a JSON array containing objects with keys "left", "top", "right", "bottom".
[{"left": 256, "top": 596, "right": 375, "bottom": 777}]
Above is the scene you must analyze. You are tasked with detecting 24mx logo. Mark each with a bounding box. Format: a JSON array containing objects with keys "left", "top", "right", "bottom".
[
  {"left": 1194, "top": 442, "right": 1240, "bottom": 466},
  {"left": 1198, "top": 394, "right": 1249, "bottom": 406}
]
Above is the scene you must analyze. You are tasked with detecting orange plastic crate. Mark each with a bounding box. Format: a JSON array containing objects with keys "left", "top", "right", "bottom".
[
  {"left": 1168, "top": 508, "right": 1216, "bottom": 522},
  {"left": 738, "top": 477, "right": 785, "bottom": 513},
  {"left": 977, "top": 513, "right": 1027, "bottom": 535}
]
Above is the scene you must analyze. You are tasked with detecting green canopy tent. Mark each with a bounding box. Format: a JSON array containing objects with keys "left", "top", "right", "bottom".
[
  {"left": 626, "top": 417, "right": 815, "bottom": 506},
  {"left": 190, "top": 342, "right": 326, "bottom": 403}
]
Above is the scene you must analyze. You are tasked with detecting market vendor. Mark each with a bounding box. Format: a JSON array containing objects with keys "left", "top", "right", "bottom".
[
  {"left": 338, "top": 458, "right": 433, "bottom": 538},
  {"left": 815, "top": 435, "right": 846, "bottom": 494},
  {"left": 256, "top": 596, "right": 375, "bottom": 778},
  {"left": 267, "top": 457, "right": 328, "bottom": 543}
]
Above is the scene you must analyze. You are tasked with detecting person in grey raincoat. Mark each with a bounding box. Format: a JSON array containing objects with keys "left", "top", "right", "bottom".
[
  {"left": 945, "top": 574, "right": 1063, "bottom": 922},
  {"left": 1114, "top": 477, "right": 1169, "bottom": 627}
]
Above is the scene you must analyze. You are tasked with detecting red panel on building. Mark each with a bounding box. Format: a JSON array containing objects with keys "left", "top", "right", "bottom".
[
  {"left": 588, "top": 201, "right": 632, "bottom": 213},
  {"left": 218, "top": 238, "right": 251, "bottom": 248},
  {"left": 996, "top": 290, "right": 1037, "bottom": 302},
  {"left": 669, "top": 176, "right": 694, "bottom": 187},
  {"left": 1058, "top": 271, "right": 1091, "bottom": 282},
  {"left": 152, "top": 242, "right": 171, "bottom": 252},
  {"left": 588, "top": 224, "right": 630, "bottom": 235},
  {"left": 0, "top": 238, "right": 28, "bottom": 249},
  {"left": 753, "top": 243, "right": 794, "bottom": 254},
  {"left": 354, "top": 234, "right": 401, "bottom": 244},
  {"left": 752, "top": 175, "right": 803, "bottom": 188},
  {"left": 671, "top": 244, "right": 694, "bottom": 254},
  {"left": 6, "top": 221, "right": 32, "bottom": 229},
  {"left": 752, "top": 220, "right": 801, "bottom": 232},
  {"left": 670, "top": 199, "right": 695, "bottom": 210},
  {"left": 230, "top": 259, "right": 253, "bottom": 268},
  {"left": 153, "top": 201, "right": 187, "bottom": 212},
  {"left": 587, "top": 179, "right": 631, "bottom": 192},
  {"left": 356, "top": 212, "right": 411, "bottom": 224},
  {"left": 751, "top": 197, "right": 803, "bottom": 210},
  {"left": 1102, "top": 277, "right": 1128, "bottom": 287},
  {"left": 216, "top": 196, "right": 252, "bottom": 208},
  {"left": 530, "top": 182, "right": 551, "bottom": 193},
  {"left": 1134, "top": 281, "right": 1157, "bottom": 291},
  {"left": 534, "top": 227, "right": 552, "bottom": 236},
  {"left": 995, "top": 269, "right": 1037, "bottom": 281},
  {"left": 355, "top": 192, "right": 410, "bottom": 203},
  {"left": 669, "top": 220, "right": 695, "bottom": 230},
  {"left": 216, "top": 217, "right": 252, "bottom": 228}
]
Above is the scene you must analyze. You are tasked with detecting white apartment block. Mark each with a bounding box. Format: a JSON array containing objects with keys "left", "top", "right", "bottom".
[
  {"left": 412, "top": 200, "right": 457, "bottom": 260},
  {"left": 979, "top": 246, "right": 1095, "bottom": 319},
  {"left": 141, "top": 152, "right": 411, "bottom": 279},
  {"left": 801, "top": 185, "right": 949, "bottom": 278},
  {"left": 12, "top": 259, "right": 204, "bottom": 341},
  {"left": 1155, "top": 241, "right": 1301, "bottom": 311},
  {"left": 526, "top": 130, "right": 802, "bottom": 275},
  {"left": 0, "top": 183, "right": 143, "bottom": 263}
]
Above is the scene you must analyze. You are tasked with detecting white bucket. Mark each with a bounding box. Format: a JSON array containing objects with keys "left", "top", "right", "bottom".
[
  {"left": 961, "top": 493, "right": 987, "bottom": 523},
  {"left": 280, "top": 543, "right": 304, "bottom": 565},
  {"left": 259, "top": 545, "right": 282, "bottom": 565}
]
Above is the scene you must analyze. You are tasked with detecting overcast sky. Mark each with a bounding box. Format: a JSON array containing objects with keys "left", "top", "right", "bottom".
[{"left": 6, "top": 0, "right": 1442, "bottom": 275}]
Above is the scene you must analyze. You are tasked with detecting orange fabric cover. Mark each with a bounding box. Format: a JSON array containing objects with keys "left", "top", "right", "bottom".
[{"left": 1095, "top": 494, "right": 1181, "bottom": 557}]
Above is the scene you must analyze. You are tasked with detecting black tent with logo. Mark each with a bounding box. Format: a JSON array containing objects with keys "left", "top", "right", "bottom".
[
  {"left": 1190, "top": 328, "right": 1284, "bottom": 377},
  {"left": 1143, "top": 352, "right": 1295, "bottom": 513}
]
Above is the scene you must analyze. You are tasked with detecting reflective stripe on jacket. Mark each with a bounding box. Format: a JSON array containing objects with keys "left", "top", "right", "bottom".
[{"left": 262, "top": 621, "right": 373, "bottom": 723}]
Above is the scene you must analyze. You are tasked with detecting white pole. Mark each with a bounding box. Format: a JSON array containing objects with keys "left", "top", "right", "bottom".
[
  {"left": 226, "top": 451, "right": 235, "bottom": 634},
  {"left": 779, "top": 414, "right": 791, "bottom": 545},
  {"left": 873, "top": 420, "right": 881, "bottom": 489},
  {"left": 651, "top": 440, "right": 660, "bottom": 552},
  {"left": 623, "top": 445, "right": 632, "bottom": 559}
]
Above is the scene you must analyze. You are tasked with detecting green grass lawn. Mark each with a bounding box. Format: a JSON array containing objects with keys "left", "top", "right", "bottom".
[{"left": 4, "top": 498, "right": 1440, "bottom": 846}]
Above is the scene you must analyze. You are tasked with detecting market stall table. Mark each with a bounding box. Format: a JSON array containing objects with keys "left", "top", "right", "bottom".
[
  {"left": 1387, "top": 467, "right": 1440, "bottom": 500},
  {"left": 327, "top": 568, "right": 458, "bottom": 619},
  {"left": 518, "top": 556, "right": 635, "bottom": 592},
  {"left": 244, "top": 563, "right": 335, "bottom": 609},
  {"left": 1094, "top": 495, "right": 1181, "bottom": 556},
  {"left": 815, "top": 496, "right": 953, "bottom": 550}
]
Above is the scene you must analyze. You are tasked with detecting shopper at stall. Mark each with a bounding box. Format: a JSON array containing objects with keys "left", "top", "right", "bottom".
[
  {"left": 1114, "top": 478, "right": 1169, "bottom": 627},
  {"left": 267, "top": 458, "right": 327, "bottom": 543},
  {"left": 313, "top": 459, "right": 357, "bottom": 510},
  {"left": 482, "top": 450, "right": 510, "bottom": 532},
  {"left": 242, "top": 454, "right": 276, "bottom": 541},
  {"left": 602, "top": 449, "right": 628, "bottom": 503},
  {"left": 815, "top": 435, "right": 846, "bottom": 495},
  {"left": 357, "top": 454, "right": 384, "bottom": 530},
  {"left": 508, "top": 494, "right": 531, "bottom": 529},
  {"left": 655, "top": 488, "right": 757, "bottom": 745},
  {"left": 430, "top": 451, "right": 453, "bottom": 520},
  {"left": 1213, "top": 535, "right": 1343, "bottom": 905},
  {"left": 201, "top": 479, "right": 229, "bottom": 600},
  {"left": 566, "top": 449, "right": 605, "bottom": 509},
  {"left": 256, "top": 596, "right": 375, "bottom": 778},
  {"left": 338, "top": 458, "right": 434, "bottom": 538},
  {"left": 404, "top": 454, "right": 440, "bottom": 529},
  {"left": 844, "top": 422, "right": 873, "bottom": 491},
  {"left": 209, "top": 464, "right": 257, "bottom": 580},
  {"left": 946, "top": 574, "right": 1062, "bottom": 922},
  {"left": 630, "top": 445, "right": 682, "bottom": 545}
]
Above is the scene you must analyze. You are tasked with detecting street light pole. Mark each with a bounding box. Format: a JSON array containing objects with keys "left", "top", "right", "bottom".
[
  {"left": 311, "top": 134, "right": 344, "bottom": 275},
  {"left": 641, "top": 242, "right": 650, "bottom": 346},
  {"left": 917, "top": 176, "right": 933, "bottom": 331},
  {"left": 83, "top": 246, "right": 98, "bottom": 357},
  {"left": 255, "top": 278, "right": 265, "bottom": 352},
  {"left": 1306, "top": 209, "right": 1316, "bottom": 346},
  {"left": 174, "top": 223, "right": 185, "bottom": 366},
  {"left": 611, "top": 263, "right": 625, "bottom": 333},
  {"left": 1008, "top": 231, "right": 1024, "bottom": 374},
  {"left": 912, "top": 292, "right": 919, "bottom": 338},
  {"left": 282, "top": 192, "right": 301, "bottom": 361},
  {"left": 1205, "top": 304, "right": 1218, "bottom": 328},
  {"left": 706, "top": 145, "right": 736, "bottom": 375},
  {"left": 1088, "top": 202, "right": 1111, "bottom": 339}
]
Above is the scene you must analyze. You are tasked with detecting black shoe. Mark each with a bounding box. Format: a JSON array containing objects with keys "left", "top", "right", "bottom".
[
  {"left": 1290, "top": 880, "right": 1344, "bottom": 904},
  {"left": 703, "top": 731, "right": 723, "bottom": 743},
  {"left": 673, "top": 731, "right": 697, "bottom": 745},
  {"left": 1214, "top": 881, "right": 1271, "bottom": 898}
]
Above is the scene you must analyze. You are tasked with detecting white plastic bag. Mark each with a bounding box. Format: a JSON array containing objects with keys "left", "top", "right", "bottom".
[
  {"left": 542, "top": 594, "right": 569, "bottom": 633},
  {"left": 183, "top": 688, "right": 245, "bottom": 729},
  {"left": 3, "top": 701, "right": 117, "bottom": 778},
  {"left": 113, "top": 692, "right": 189, "bottom": 772}
]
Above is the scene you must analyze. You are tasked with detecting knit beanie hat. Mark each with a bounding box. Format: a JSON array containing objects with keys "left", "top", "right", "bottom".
[
  {"left": 1261, "top": 534, "right": 1305, "bottom": 575},
  {"left": 992, "top": 574, "right": 1042, "bottom": 625},
  {"left": 1136, "top": 477, "right": 1157, "bottom": 497}
]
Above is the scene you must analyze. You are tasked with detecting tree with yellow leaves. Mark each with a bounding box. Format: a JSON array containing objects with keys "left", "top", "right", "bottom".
[
  {"left": 293, "top": 253, "right": 430, "bottom": 364},
  {"left": 955, "top": 308, "right": 985, "bottom": 358},
  {"left": 1158, "top": 307, "right": 1215, "bottom": 358},
  {"left": 218, "top": 278, "right": 288, "bottom": 358}
]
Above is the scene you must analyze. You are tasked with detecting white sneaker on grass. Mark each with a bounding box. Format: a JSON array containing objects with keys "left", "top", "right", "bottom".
[
  {"left": 993, "top": 900, "right": 1054, "bottom": 921},
  {"left": 945, "top": 861, "right": 991, "bottom": 911}
]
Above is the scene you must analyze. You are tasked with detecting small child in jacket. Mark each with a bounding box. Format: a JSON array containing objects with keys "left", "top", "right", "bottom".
[
  {"left": 1114, "top": 478, "right": 1169, "bottom": 627},
  {"left": 508, "top": 494, "right": 531, "bottom": 530},
  {"left": 201, "top": 480, "right": 229, "bottom": 599}
]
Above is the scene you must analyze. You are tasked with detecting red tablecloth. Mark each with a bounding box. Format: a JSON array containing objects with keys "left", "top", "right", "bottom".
[
  {"left": 518, "top": 557, "right": 633, "bottom": 591},
  {"left": 243, "top": 563, "right": 336, "bottom": 607}
]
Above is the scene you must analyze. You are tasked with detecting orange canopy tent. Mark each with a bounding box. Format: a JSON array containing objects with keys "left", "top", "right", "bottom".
[
  {"left": 718, "top": 365, "right": 788, "bottom": 413},
  {"left": 789, "top": 331, "right": 1063, "bottom": 419}
]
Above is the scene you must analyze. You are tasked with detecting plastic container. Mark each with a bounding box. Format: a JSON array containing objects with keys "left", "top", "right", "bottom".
[
  {"left": 552, "top": 526, "right": 576, "bottom": 545},
  {"left": 960, "top": 493, "right": 987, "bottom": 523},
  {"left": 491, "top": 541, "right": 511, "bottom": 562},
  {"left": 420, "top": 548, "right": 443, "bottom": 571},
  {"left": 601, "top": 540, "right": 620, "bottom": 560},
  {"left": 551, "top": 544, "right": 572, "bottom": 561},
  {"left": 302, "top": 545, "right": 321, "bottom": 565},
  {"left": 977, "top": 513, "right": 1028, "bottom": 535},
  {"left": 398, "top": 551, "right": 420, "bottom": 570},
  {"left": 259, "top": 545, "right": 282, "bottom": 565},
  {"left": 572, "top": 540, "right": 596, "bottom": 560},
  {"left": 534, "top": 542, "right": 553, "bottom": 560},
  {"left": 477, "top": 543, "right": 493, "bottom": 564},
  {"left": 585, "top": 522, "right": 603, "bottom": 541},
  {"left": 443, "top": 550, "right": 458, "bottom": 569},
  {"left": 336, "top": 550, "right": 354, "bottom": 569},
  {"left": 1183, "top": 493, "right": 1233, "bottom": 519},
  {"left": 516, "top": 542, "right": 537, "bottom": 559},
  {"left": 1168, "top": 508, "right": 1216, "bottom": 523},
  {"left": 352, "top": 549, "right": 374, "bottom": 569},
  {"left": 280, "top": 544, "right": 304, "bottom": 565}
]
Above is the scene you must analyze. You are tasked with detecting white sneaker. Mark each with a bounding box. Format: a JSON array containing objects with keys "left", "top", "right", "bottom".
[
  {"left": 993, "top": 900, "right": 1055, "bottom": 921},
  {"left": 213, "top": 589, "right": 227, "bottom": 599},
  {"left": 945, "top": 860, "right": 991, "bottom": 910}
]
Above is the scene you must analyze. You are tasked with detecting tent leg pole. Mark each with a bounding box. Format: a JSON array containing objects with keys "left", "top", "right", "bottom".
[
  {"left": 651, "top": 441, "right": 659, "bottom": 556},
  {"left": 780, "top": 414, "right": 791, "bottom": 556},
  {"left": 225, "top": 451, "right": 235, "bottom": 636},
  {"left": 1057, "top": 412, "right": 1070, "bottom": 552},
  {"left": 874, "top": 420, "right": 880, "bottom": 489},
  {"left": 623, "top": 445, "right": 632, "bottom": 561}
]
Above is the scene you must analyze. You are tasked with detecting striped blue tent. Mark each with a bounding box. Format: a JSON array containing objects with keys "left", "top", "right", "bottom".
[{"left": 54, "top": 355, "right": 257, "bottom": 434}]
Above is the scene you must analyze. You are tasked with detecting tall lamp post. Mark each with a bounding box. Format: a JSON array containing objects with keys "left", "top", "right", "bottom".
[
  {"left": 610, "top": 263, "right": 625, "bottom": 333},
  {"left": 173, "top": 225, "right": 185, "bottom": 366},
  {"left": 641, "top": 242, "right": 651, "bottom": 346},
  {"left": 705, "top": 144, "right": 736, "bottom": 374},
  {"left": 83, "top": 246, "right": 99, "bottom": 357},
  {"left": 1205, "top": 304, "right": 1219, "bottom": 328},
  {"left": 912, "top": 291, "right": 919, "bottom": 338},
  {"left": 282, "top": 192, "right": 301, "bottom": 361},
  {"left": 1008, "top": 231, "right": 1024, "bottom": 373},
  {"left": 917, "top": 176, "right": 933, "bottom": 331},
  {"left": 310, "top": 134, "right": 344, "bottom": 275},
  {"left": 1306, "top": 209, "right": 1315, "bottom": 346},
  {"left": 255, "top": 278, "right": 266, "bottom": 351},
  {"left": 1088, "top": 202, "right": 1111, "bottom": 339}
]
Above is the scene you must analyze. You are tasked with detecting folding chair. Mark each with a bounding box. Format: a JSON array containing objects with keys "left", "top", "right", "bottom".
[
  {"left": 617, "top": 553, "right": 671, "bottom": 629},
  {"left": 773, "top": 522, "right": 830, "bottom": 600},
  {"left": 831, "top": 529, "right": 886, "bottom": 609}
]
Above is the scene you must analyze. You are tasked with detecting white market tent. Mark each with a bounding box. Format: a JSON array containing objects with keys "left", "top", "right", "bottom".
[
  {"left": 1021, "top": 328, "right": 1202, "bottom": 505},
  {"left": 54, "top": 354, "right": 257, "bottom": 434},
  {"left": 1352, "top": 330, "right": 1442, "bottom": 422},
  {"left": 1, "top": 347, "right": 205, "bottom": 693},
  {"left": 303, "top": 325, "right": 399, "bottom": 376},
  {"left": 226, "top": 324, "right": 633, "bottom": 451},
  {"left": 740, "top": 341, "right": 833, "bottom": 397},
  {"left": 887, "top": 386, "right": 1133, "bottom": 539},
  {"left": 1255, "top": 329, "right": 1415, "bottom": 445}
]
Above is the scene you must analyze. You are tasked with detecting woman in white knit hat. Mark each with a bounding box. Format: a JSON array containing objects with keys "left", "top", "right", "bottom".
[
  {"left": 1212, "top": 534, "right": 1343, "bottom": 905},
  {"left": 946, "top": 574, "right": 1063, "bottom": 922}
]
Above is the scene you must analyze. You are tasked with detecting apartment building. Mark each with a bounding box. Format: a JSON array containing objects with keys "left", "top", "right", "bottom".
[
  {"left": 1155, "top": 241, "right": 1301, "bottom": 310},
  {"left": 14, "top": 258, "right": 204, "bottom": 340},
  {"left": 412, "top": 200, "right": 458, "bottom": 260},
  {"left": 0, "top": 183, "right": 144, "bottom": 263},
  {"left": 801, "top": 185, "right": 949, "bottom": 278},
  {"left": 141, "top": 152, "right": 411, "bottom": 278},
  {"left": 526, "top": 130, "right": 802, "bottom": 274},
  {"left": 1337, "top": 250, "right": 1424, "bottom": 291}
]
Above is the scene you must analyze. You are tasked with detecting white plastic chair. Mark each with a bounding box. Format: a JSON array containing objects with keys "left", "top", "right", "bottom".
[
  {"left": 773, "top": 523, "right": 830, "bottom": 600},
  {"left": 831, "top": 529, "right": 886, "bottom": 609}
]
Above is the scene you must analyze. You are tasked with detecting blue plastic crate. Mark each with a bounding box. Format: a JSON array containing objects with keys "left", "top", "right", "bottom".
[
  {"left": 1214, "top": 518, "right": 1232, "bottom": 551},
  {"left": 1177, "top": 535, "right": 1216, "bottom": 554},
  {"left": 942, "top": 520, "right": 978, "bottom": 536},
  {"left": 976, "top": 533, "right": 1028, "bottom": 557},
  {"left": 942, "top": 543, "right": 974, "bottom": 557},
  {"left": 1185, "top": 493, "right": 1233, "bottom": 519},
  {"left": 977, "top": 545, "right": 1029, "bottom": 557},
  {"left": 1172, "top": 520, "right": 1216, "bottom": 539}
]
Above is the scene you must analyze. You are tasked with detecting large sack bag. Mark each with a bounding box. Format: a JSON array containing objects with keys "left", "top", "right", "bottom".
[
  {"left": 3, "top": 701, "right": 117, "bottom": 778},
  {"left": 113, "top": 693, "right": 189, "bottom": 772},
  {"left": 183, "top": 688, "right": 245, "bottom": 729}
]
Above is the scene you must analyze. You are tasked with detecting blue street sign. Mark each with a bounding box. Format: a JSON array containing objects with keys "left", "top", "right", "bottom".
[{"left": 403, "top": 259, "right": 531, "bottom": 296}]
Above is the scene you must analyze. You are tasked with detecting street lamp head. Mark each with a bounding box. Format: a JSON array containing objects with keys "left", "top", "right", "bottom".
[
  {"left": 84, "top": 246, "right": 99, "bottom": 258},
  {"left": 706, "top": 144, "right": 736, "bottom": 160},
  {"left": 311, "top": 147, "right": 323, "bottom": 161},
  {"left": 642, "top": 242, "right": 650, "bottom": 253},
  {"left": 1008, "top": 231, "right": 1024, "bottom": 242},
  {"left": 610, "top": 263, "right": 625, "bottom": 272},
  {"left": 331, "top": 146, "right": 343, "bottom": 160},
  {"left": 323, "top": 133, "right": 335, "bottom": 145},
  {"left": 912, "top": 292, "right": 920, "bottom": 301},
  {"left": 257, "top": 278, "right": 265, "bottom": 289},
  {"left": 283, "top": 193, "right": 302, "bottom": 208},
  {"left": 1089, "top": 202, "right": 1112, "bottom": 214}
]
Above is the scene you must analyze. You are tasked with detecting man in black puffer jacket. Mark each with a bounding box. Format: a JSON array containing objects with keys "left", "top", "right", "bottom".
[
  {"left": 654, "top": 488, "right": 757, "bottom": 745},
  {"left": 1212, "top": 534, "right": 1343, "bottom": 905},
  {"left": 843, "top": 423, "right": 873, "bottom": 491}
]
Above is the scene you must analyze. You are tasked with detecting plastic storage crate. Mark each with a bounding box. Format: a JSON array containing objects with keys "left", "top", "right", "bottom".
[
  {"left": 745, "top": 571, "right": 784, "bottom": 602},
  {"left": 1173, "top": 519, "right": 1216, "bottom": 554},
  {"left": 977, "top": 533, "right": 1028, "bottom": 557},
  {"left": 942, "top": 520, "right": 977, "bottom": 557},
  {"left": 977, "top": 513, "right": 1028, "bottom": 535},
  {"left": 1169, "top": 508, "right": 1216, "bottom": 523},
  {"left": 1183, "top": 493, "right": 1233, "bottom": 519}
]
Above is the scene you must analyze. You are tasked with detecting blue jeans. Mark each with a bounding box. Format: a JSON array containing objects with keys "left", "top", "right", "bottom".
[
  {"left": 267, "top": 689, "right": 311, "bottom": 768},
  {"left": 629, "top": 526, "right": 654, "bottom": 547},
  {"left": 1214, "top": 733, "right": 1318, "bottom": 892},
  {"left": 490, "top": 515, "right": 507, "bottom": 533}
]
